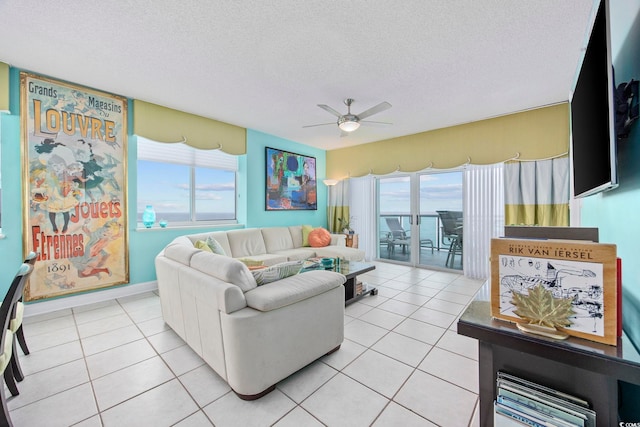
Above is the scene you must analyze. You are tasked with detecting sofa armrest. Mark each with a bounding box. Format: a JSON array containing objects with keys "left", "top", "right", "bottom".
[
  {"left": 330, "top": 234, "right": 346, "bottom": 247},
  {"left": 244, "top": 270, "right": 346, "bottom": 312}
]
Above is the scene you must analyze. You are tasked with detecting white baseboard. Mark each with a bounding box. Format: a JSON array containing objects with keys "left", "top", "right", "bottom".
[{"left": 23, "top": 281, "right": 159, "bottom": 318}]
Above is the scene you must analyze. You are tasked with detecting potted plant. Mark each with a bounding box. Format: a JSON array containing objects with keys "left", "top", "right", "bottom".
[{"left": 338, "top": 217, "right": 355, "bottom": 234}]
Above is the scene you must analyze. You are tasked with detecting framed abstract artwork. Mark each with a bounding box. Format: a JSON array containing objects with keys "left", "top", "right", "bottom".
[
  {"left": 20, "top": 72, "right": 129, "bottom": 301},
  {"left": 266, "top": 147, "right": 317, "bottom": 210}
]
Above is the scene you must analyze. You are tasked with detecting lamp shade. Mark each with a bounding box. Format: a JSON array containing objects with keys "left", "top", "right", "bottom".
[{"left": 323, "top": 179, "right": 338, "bottom": 186}]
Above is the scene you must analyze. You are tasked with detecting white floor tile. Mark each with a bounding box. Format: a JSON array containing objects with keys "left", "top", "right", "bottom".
[
  {"left": 321, "top": 339, "right": 367, "bottom": 371},
  {"left": 273, "top": 406, "right": 323, "bottom": 427},
  {"left": 395, "top": 370, "right": 477, "bottom": 427},
  {"left": 372, "top": 331, "right": 432, "bottom": 367},
  {"left": 22, "top": 314, "right": 75, "bottom": 336},
  {"left": 277, "top": 360, "right": 337, "bottom": 403},
  {"left": 8, "top": 359, "right": 89, "bottom": 410},
  {"left": 19, "top": 340, "right": 84, "bottom": 376},
  {"left": 418, "top": 347, "right": 479, "bottom": 393},
  {"left": 77, "top": 313, "right": 135, "bottom": 339},
  {"left": 136, "top": 316, "right": 171, "bottom": 337},
  {"left": 391, "top": 291, "right": 432, "bottom": 306},
  {"left": 86, "top": 339, "right": 156, "bottom": 379},
  {"left": 147, "top": 328, "right": 186, "bottom": 354},
  {"left": 161, "top": 344, "right": 205, "bottom": 376},
  {"left": 358, "top": 307, "right": 406, "bottom": 330},
  {"left": 10, "top": 383, "right": 98, "bottom": 427},
  {"left": 72, "top": 414, "right": 103, "bottom": 427},
  {"left": 434, "top": 290, "right": 474, "bottom": 305},
  {"left": 374, "top": 286, "right": 402, "bottom": 299},
  {"left": 423, "top": 298, "right": 466, "bottom": 316},
  {"left": 22, "top": 325, "right": 79, "bottom": 353},
  {"left": 203, "top": 389, "right": 296, "bottom": 427},
  {"left": 101, "top": 379, "right": 198, "bottom": 427},
  {"left": 372, "top": 401, "right": 437, "bottom": 426},
  {"left": 93, "top": 356, "right": 174, "bottom": 411},
  {"left": 302, "top": 373, "right": 388, "bottom": 427},
  {"left": 72, "top": 299, "right": 118, "bottom": 314},
  {"left": 393, "top": 318, "right": 447, "bottom": 345},
  {"left": 81, "top": 324, "right": 144, "bottom": 356},
  {"left": 73, "top": 304, "right": 126, "bottom": 325},
  {"left": 126, "top": 304, "right": 163, "bottom": 323},
  {"left": 436, "top": 329, "right": 478, "bottom": 360},
  {"left": 410, "top": 306, "right": 458, "bottom": 329},
  {"left": 173, "top": 411, "right": 214, "bottom": 427},
  {"left": 343, "top": 349, "right": 414, "bottom": 398},
  {"left": 404, "top": 285, "right": 439, "bottom": 297},
  {"left": 345, "top": 301, "right": 373, "bottom": 318},
  {"left": 23, "top": 308, "right": 72, "bottom": 325},
  {"left": 179, "top": 364, "right": 231, "bottom": 407},
  {"left": 344, "top": 318, "right": 389, "bottom": 347},
  {"left": 378, "top": 298, "right": 421, "bottom": 316}
]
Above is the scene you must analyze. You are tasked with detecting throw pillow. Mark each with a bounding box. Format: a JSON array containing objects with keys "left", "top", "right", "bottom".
[
  {"left": 251, "top": 260, "right": 304, "bottom": 286},
  {"left": 194, "top": 240, "right": 213, "bottom": 252},
  {"left": 308, "top": 227, "right": 331, "bottom": 247},
  {"left": 205, "top": 236, "right": 227, "bottom": 255},
  {"left": 238, "top": 258, "right": 264, "bottom": 267},
  {"left": 301, "top": 224, "right": 314, "bottom": 247}
]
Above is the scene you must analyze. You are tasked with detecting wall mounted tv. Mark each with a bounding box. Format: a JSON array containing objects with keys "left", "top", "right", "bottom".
[{"left": 570, "top": 0, "right": 618, "bottom": 198}]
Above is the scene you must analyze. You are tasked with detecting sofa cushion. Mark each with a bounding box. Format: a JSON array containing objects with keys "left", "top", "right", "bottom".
[
  {"left": 270, "top": 248, "right": 316, "bottom": 261},
  {"left": 194, "top": 240, "right": 213, "bottom": 252},
  {"left": 206, "top": 236, "right": 227, "bottom": 255},
  {"left": 190, "top": 252, "right": 257, "bottom": 292},
  {"left": 164, "top": 241, "right": 202, "bottom": 265},
  {"left": 308, "top": 228, "right": 331, "bottom": 247},
  {"left": 261, "top": 227, "right": 295, "bottom": 253},
  {"left": 301, "top": 225, "right": 314, "bottom": 247},
  {"left": 238, "top": 258, "right": 265, "bottom": 267},
  {"left": 252, "top": 260, "right": 304, "bottom": 286},
  {"left": 186, "top": 231, "right": 233, "bottom": 257},
  {"left": 244, "top": 270, "right": 346, "bottom": 311},
  {"left": 227, "top": 229, "right": 267, "bottom": 258},
  {"left": 313, "top": 245, "right": 365, "bottom": 261}
]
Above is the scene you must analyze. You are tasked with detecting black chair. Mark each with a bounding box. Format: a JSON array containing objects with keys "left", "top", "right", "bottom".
[
  {"left": 0, "top": 262, "right": 34, "bottom": 426},
  {"left": 437, "top": 211, "right": 463, "bottom": 268},
  {"left": 9, "top": 252, "right": 36, "bottom": 385}
]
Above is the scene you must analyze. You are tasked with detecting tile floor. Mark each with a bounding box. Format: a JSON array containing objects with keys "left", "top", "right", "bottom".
[{"left": 9, "top": 262, "right": 485, "bottom": 427}]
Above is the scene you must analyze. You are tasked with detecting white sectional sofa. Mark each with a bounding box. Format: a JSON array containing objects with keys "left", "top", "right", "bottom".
[
  {"left": 182, "top": 225, "right": 365, "bottom": 265},
  {"left": 155, "top": 227, "right": 351, "bottom": 399}
]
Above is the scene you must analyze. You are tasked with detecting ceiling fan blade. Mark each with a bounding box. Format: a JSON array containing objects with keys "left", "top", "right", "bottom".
[
  {"left": 356, "top": 101, "right": 392, "bottom": 119},
  {"left": 317, "top": 104, "right": 342, "bottom": 117},
  {"left": 302, "top": 122, "right": 335, "bottom": 128},
  {"left": 361, "top": 120, "right": 393, "bottom": 125}
]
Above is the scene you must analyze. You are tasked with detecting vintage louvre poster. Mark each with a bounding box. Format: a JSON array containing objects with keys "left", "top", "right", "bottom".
[
  {"left": 20, "top": 72, "right": 128, "bottom": 301},
  {"left": 490, "top": 238, "right": 617, "bottom": 345}
]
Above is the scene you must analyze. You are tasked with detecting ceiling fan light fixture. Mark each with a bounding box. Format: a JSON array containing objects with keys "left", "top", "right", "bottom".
[{"left": 338, "top": 117, "right": 360, "bottom": 132}]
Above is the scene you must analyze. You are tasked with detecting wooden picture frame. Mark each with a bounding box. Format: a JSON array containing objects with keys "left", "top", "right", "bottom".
[
  {"left": 490, "top": 238, "right": 617, "bottom": 345},
  {"left": 265, "top": 147, "right": 317, "bottom": 210},
  {"left": 21, "top": 72, "right": 129, "bottom": 301}
]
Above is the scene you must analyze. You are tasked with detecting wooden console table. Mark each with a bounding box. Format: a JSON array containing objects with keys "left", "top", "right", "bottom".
[
  {"left": 344, "top": 233, "right": 358, "bottom": 248},
  {"left": 457, "top": 283, "right": 640, "bottom": 426}
]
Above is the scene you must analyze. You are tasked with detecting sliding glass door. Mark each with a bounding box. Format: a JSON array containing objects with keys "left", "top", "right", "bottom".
[{"left": 377, "top": 171, "right": 463, "bottom": 270}]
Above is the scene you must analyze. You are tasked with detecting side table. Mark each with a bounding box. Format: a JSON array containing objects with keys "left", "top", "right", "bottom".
[{"left": 344, "top": 234, "right": 358, "bottom": 248}]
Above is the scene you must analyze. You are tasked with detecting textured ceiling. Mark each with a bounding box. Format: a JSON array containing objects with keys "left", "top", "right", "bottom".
[{"left": 0, "top": 1, "right": 596, "bottom": 150}]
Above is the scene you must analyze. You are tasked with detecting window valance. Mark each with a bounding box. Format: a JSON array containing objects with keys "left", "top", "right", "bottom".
[
  {"left": 0, "top": 62, "right": 9, "bottom": 112},
  {"left": 133, "top": 100, "right": 246, "bottom": 155},
  {"left": 137, "top": 136, "right": 238, "bottom": 171}
]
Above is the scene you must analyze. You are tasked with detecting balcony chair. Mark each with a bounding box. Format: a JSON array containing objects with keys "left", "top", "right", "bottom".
[
  {"left": 437, "top": 211, "right": 463, "bottom": 268},
  {"left": 385, "top": 217, "right": 434, "bottom": 255}
]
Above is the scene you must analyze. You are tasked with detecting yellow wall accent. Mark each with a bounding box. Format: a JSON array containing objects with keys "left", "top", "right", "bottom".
[
  {"left": 327, "top": 103, "right": 569, "bottom": 178},
  {"left": 0, "top": 62, "right": 9, "bottom": 112},
  {"left": 133, "top": 100, "right": 247, "bottom": 155}
]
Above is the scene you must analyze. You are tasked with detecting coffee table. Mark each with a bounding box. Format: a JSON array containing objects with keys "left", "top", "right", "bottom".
[{"left": 303, "top": 260, "right": 377, "bottom": 305}]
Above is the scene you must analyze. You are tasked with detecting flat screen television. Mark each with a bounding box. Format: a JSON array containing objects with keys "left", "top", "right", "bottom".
[{"left": 570, "top": 0, "right": 618, "bottom": 198}]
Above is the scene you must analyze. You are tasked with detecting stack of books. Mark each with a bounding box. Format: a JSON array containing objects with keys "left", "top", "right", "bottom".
[
  {"left": 355, "top": 281, "right": 363, "bottom": 295},
  {"left": 495, "top": 372, "right": 596, "bottom": 426}
]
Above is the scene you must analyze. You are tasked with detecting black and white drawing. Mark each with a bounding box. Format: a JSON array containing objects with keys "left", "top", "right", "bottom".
[{"left": 498, "top": 255, "right": 604, "bottom": 336}]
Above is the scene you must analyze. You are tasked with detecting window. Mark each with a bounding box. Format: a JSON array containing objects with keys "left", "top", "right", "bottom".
[{"left": 137, "top": 137, "right": 237, "bottom": 225}]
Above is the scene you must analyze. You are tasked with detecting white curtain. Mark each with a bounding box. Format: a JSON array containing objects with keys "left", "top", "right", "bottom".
[
  {"left": 349, "top": 176, "right": 377, "bottom": 261},
  {"left": 463, "top": 163, "right": 505, "bottom": 280}
]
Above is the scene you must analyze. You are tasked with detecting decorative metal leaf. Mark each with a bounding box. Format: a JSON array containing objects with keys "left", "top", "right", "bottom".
[{"left": 511, "top": 284, "right": 575, "bottom": 328}]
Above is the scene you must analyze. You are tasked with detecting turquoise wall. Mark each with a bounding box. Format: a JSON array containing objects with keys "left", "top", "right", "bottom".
[
  {"left": 0, "top": 69, "right": 326, "bottom": 301},
  {"left": 581, "top": 2, "right": 640, "bottom": 347},
  {"left": 245, "top": 129, "right": 328, "bottom": 229}
]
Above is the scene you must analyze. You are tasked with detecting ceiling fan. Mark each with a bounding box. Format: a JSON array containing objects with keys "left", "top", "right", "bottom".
[{"left": 303, "top": 98, "right": 392, "bottom": 135}]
